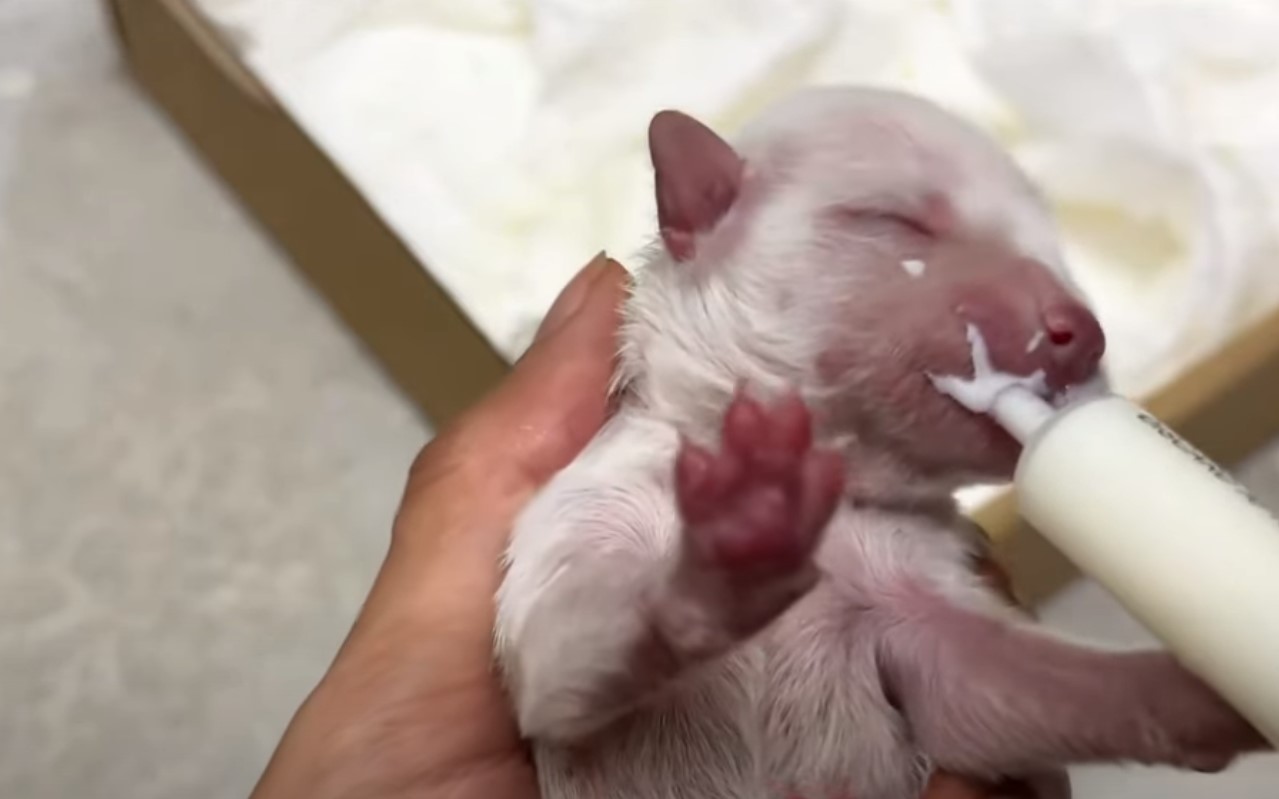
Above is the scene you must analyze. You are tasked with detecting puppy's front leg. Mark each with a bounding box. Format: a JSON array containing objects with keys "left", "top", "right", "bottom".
[
  {"left": 655, "top": 391, "right": 846, "bottom": 659},
  {"left": 498, "top": 392, "right": 843, "bottom": 744}
]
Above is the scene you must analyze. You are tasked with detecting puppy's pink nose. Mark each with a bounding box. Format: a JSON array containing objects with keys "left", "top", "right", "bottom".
[{"left": 1042, "top": 303, "right": 1105, "bottom": 386}]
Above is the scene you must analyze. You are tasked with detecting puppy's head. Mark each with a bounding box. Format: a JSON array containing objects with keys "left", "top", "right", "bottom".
[{"left": 625, "top": 87, "right": 1105, "bottom": 485}]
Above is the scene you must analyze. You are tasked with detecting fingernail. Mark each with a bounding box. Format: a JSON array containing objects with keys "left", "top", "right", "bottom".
[{"left": 534, "top": 251, "right": 609, "bottom": 343}]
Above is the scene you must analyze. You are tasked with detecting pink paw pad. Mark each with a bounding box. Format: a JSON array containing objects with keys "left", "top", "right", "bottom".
[{"left": 675, "top": 388, "right": 846, "bottom": 574}]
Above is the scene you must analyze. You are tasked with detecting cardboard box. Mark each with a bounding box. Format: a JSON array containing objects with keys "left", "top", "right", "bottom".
[
  {"left": 105, "top": 0, "right": 508, "bottom": 427},
  {"left": 107, "top": 0, "right": 1279, "bottom": 604}
]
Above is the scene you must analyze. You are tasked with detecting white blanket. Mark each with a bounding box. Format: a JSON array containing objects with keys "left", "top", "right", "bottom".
[{"left": 194, "top": 0, "right": 1279, "bottom": 399}]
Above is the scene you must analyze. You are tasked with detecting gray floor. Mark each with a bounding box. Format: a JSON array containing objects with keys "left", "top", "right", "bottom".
[
  {"left": 0, "top": 2, "right": 427, "bottom": 797},
  {"left": 1, "top": 2, "right": 1277, "bottom": 798}
]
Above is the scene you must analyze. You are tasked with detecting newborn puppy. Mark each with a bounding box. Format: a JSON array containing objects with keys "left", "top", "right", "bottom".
[{"left": 494, "top": 87, "right": 1264, "bottom": 799}]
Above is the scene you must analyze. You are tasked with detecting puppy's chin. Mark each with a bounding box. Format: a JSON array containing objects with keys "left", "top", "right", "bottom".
[
  {"left": 934, "top": 412, "right": 1023, "bottom": 486},
  {"left": 1053, "top": 369, "right": 1110, "bottom": 409}
]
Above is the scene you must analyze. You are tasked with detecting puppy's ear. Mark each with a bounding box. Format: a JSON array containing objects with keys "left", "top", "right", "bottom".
[{"left": 648, "top": 110, "right": 744, "bottom": 261}]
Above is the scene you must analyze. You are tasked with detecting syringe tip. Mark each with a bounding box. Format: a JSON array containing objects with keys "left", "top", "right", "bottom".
[{"left": 990, "top": 386, "right": 1056, "bottom": 444}]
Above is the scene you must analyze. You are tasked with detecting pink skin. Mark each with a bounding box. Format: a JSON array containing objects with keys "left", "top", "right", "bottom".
[
  {"left": 499, "top": 93, "right": 1266, "bottom": 799},
  {"left": 647, "top": 105, "right": 1261, "bottom": 777},
  {"left": 676, "top": 390, "right": 845, "bottom": 573},
  {"left": 878, "top": 588, "right": 1267, "bottom": 777},
  {"left": 815, "top": 231, "right": 1106, "bottom": 482},
  {"left": 650, "top": 110, "right": 745, "bottom": 262},
  {"left": 657, "top": 390, "right": 845, "bottom": 659},
  {"left": 652, "top": 108, "right": 1105, "bottom": 486}
]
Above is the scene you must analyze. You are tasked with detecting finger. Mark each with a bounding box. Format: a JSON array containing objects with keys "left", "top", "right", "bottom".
[
  {"left": 467, "top": 255, "right": 630, "bottom": 486},
  {"left": 401, "top": 256, "right": 630, "bottom": 529},
  {"left": 532, "top": 251, "right": 610, "bottom": 344}
]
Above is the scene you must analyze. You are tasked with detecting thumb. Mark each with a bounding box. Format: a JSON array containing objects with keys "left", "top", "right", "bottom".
[
  {"left": 457, "top": 254, "right": 630, "bottom": 484},
  {"left": 531, "top": 250, "right": 614, "bottom": 344},
  {"left": 406, "top": 254, "right": 630, "bottom": 506}
]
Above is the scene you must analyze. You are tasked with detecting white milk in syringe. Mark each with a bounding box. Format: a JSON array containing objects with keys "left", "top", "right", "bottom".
[{"left": 933, "top": 326, "right": 1279, "bottom": 747}]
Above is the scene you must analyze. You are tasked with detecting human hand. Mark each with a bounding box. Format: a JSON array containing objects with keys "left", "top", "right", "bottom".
[
  {"left": 248, "top": 253, "right": 1004, "bottom": 799},
  {"left": 249, "top": 251, "right": 626, "bottom": 799}
]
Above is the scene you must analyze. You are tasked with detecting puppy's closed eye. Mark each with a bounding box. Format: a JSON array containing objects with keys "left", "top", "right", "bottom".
[{"left": 829, "top": 207, "right": 936, "bottom": 242}]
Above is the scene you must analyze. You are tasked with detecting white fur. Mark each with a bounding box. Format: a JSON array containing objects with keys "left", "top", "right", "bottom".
[
  {"left": 493, "top": 87, "right": 1241, "bottom": 799},
  {"left": 496, "top": 86, "right": 1038, "bottom": 799},
  {"left": 497, "top": 413, "right": 992, "bottom": 798}
]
